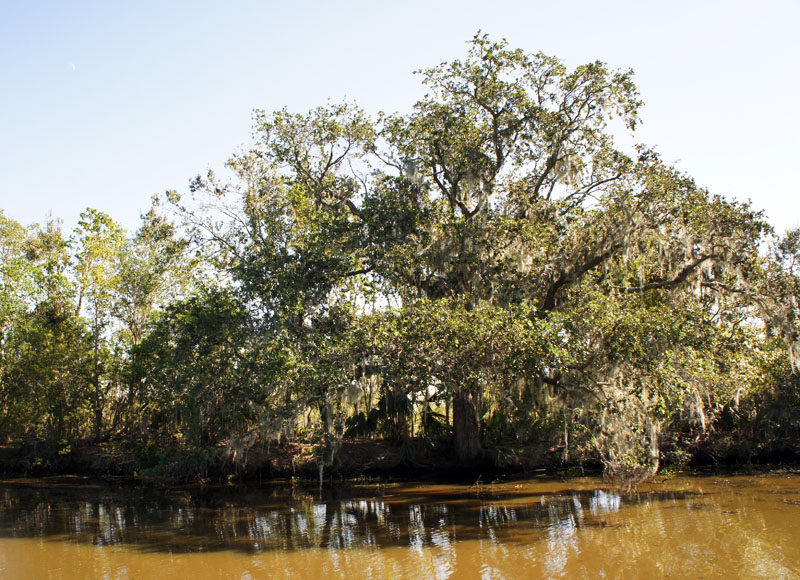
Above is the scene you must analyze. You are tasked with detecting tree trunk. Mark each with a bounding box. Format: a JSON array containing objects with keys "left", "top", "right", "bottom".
[
  {"left": 452, "top": 389, "right": 482, "bottom": 465},
  {"left": 92, "top": 309, "right": 103, "bottom": 441}
]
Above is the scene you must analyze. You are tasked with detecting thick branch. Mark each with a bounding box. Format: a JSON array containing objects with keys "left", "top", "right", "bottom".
[
  {"left": 611, "top": 255, "right": 714, "bottom": 294},
  {"left": 538, "top": 243, "right": 621, "bottom": 313},
  {"left": 540, "top": 373, "right": 603, "bottom": 403}
]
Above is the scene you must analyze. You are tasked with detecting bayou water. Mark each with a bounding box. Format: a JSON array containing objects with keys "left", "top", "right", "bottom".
[{"left": 1, "top": 471, "right": 799, "bottom": 579}]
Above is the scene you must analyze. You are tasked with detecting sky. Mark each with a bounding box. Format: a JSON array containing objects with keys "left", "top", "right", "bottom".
[{"left": 1, "top": 0, "right": 798, "bottom": 236}]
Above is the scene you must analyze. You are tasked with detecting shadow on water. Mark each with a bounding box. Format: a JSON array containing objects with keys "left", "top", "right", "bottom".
[{"left": 0, "top": 477, "right": 709, "bottom": 555}]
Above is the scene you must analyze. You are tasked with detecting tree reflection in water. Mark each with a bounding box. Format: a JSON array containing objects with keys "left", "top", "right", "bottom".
[
  {"left": 1, "top": 475, "right": 799, "bottom": 578},
  {"left": 0, "top": 479, "right": 689, "bottom": 552}
]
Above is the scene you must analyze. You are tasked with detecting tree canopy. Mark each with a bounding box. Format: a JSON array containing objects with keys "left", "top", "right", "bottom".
[{"left": 1, "top": 35, "right": 798, "bottom": 486}]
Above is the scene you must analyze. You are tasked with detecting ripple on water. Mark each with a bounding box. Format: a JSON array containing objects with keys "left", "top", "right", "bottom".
[{"left": 0, "top": 475, "right": 799, "bottom": 579}]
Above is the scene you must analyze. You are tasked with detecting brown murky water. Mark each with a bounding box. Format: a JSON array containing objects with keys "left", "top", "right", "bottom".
[{"left": 1, "top": 472, "right": 799, "bottom": 579}]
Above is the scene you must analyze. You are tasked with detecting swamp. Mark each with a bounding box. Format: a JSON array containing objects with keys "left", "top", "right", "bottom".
[
  {"left": 2, "top": 33, "right": 800, "bottom": 578},
  {"left": 2, "top": 471, "right": 800, "bottom": 578}
]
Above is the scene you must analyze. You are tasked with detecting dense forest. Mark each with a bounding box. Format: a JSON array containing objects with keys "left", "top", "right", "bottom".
[{"left": 2, "top": 36, "right": 799, "bottom": 487}]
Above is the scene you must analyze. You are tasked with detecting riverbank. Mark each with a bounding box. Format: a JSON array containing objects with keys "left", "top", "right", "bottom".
[
  {"left": 0, "top": 438, "right": 579, "bottom": 483},
  {"left": 1, "top": 436, "right": 797, "bottom": 485}
]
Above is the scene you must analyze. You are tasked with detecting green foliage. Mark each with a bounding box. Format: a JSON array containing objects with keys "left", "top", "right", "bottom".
[
  {"left": 0, "top": 298, "right": 93, "bottom": 442},
  {"left": 1, "top": 36, "right": 798, "bottom": 486},
  {"left": 133, "top": 288, "right": 259, "bottom": 448}
]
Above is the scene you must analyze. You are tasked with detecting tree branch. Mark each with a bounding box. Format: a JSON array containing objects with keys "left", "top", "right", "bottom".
[{"left": 611, "top": 255, "right": 713, "bottom": 294}]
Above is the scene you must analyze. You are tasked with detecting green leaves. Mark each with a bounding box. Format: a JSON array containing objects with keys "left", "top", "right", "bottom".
[{"left": 3, "top": 35, "right": 798, "bottom": 480}]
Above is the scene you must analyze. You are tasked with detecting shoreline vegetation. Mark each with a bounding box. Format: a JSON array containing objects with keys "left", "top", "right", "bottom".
[
  {"left": 1, "top": 436, "right": 797, "bottom": 486},
  {"left": 2, "top": 35, "right": 798, "bottom": 491}
]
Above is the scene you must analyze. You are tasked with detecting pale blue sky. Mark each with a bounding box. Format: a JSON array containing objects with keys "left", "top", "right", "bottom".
[{"left": 1, "top": 0, "right": 798, "bottom": 234}]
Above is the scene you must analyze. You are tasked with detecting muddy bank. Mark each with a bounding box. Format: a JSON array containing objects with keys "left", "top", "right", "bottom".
[
  {"left": 2, "top": 436, "right": 796, "bottom": 484},
  {"left": 0, "top": 439, "right": 566, "bottom": 483}
]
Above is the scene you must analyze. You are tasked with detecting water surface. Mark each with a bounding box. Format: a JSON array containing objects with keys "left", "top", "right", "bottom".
[{"left": 1, "top": 472, "right": 799, "bottom": 579}]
